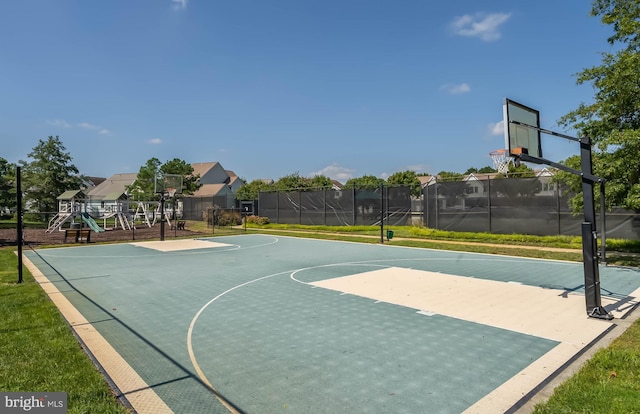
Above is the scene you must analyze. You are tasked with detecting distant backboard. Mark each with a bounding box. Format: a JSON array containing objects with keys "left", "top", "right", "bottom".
[
  {"left": 503, "top": 98, "right": 542, "bottom": 158},
  {"left": 154, "top": 173, "right": 183, "bottom": 196}
]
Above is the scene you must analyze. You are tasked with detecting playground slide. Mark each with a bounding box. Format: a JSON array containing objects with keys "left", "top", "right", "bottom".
[{"left": 81, "top": 213, "right": 105, "bottom": 232}]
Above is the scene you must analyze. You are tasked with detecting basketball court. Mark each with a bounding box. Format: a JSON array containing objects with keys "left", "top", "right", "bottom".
[{"left": 23, "top": 234, "right": 640, "bottom": 413}]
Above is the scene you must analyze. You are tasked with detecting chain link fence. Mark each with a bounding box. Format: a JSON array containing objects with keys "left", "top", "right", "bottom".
[
  {"left": 423, "top": 177, "right": 640, "bottom": 238},
  {"left": 182, "top": 195, "right": 234, "bottom": 221},
  {"left": 257, "top": 187, "right": 412, "bottom": 226}
]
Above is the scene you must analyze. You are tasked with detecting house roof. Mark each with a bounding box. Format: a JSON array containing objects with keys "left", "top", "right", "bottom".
[
  {"left": 228, "top": 175, "right": 242, "bottom": 186},
  {"left": 192, "top": 183, "right": 231, "bottom": 197},
  {"left": 418, "top": 176, "right": 437, "bottom": 186},
  {"left": 191, "top": 162, "right": 220, "bottom": 179},
  {"left": 87, "top": 173, "right": 137, "bottom": 200},
  {"left": 57, "top": 190, "right": 86, "bottom": 200},
  {"left": 85, "top": 176, "right": 107, "bottom": 187}
]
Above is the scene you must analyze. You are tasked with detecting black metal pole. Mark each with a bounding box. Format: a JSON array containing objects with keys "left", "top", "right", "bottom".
[
  {"left": 580, "top": 137, "right": 611, "bottom": 319},
  {"left": 487, "top": 177, "right": 492, "bottom": 233},
  {"left": 380, "top": 183, "right": 384, "bottom": 243},
  {"left": 600, "top": 182, "right": 607, "bottom": 264},
  {"left": 17, "top": 166, "right": 23, "bottom": 284},
  {"left": 160, "top": 194, "right": 165, "bottom": 241}
]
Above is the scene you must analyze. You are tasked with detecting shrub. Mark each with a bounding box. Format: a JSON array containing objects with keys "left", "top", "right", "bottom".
[
  {"left": 217, "top": 210, "right": 242, "bottom": 226},
  {"left": 245, "top": 215, "right": 270, "bottom": 225}
]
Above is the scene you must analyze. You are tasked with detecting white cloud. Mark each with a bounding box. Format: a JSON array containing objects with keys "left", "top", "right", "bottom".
[
  {"left": 309, "top": 164, "right": 355, "bottom": 182},
  {"left": 77, "top": 122, "right": 111, "bottom": 135},
  {"left": 78, "top": 122, "right": 100, "bottom": 130},
  {"left": 489, "top": 120, "right": 504, "bottom": 136},
  {"left": 148, "top": 138, "right": 163, "bottom": 145},
  {"left": 47, "top": 119, "right": 111, "bottom": 134},
  {"left": 171, "top": 0, "right": 187, "bottom": 10},
  {"left": 440, "top": 83, "right": 471, "bottom": 94},
  {"left": 47, "top": 119, "right": 71, "bottom": 128},
  {"left": 451, "top": 12, "right": 511, "bottom": 42}
]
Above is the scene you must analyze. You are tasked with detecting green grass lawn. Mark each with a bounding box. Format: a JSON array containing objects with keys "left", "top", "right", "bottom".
[
  {"left": 0, "top": 249, "right": 130, "bottom": 413},
  {"left": 1, "top": 223, "right": 639, "bottom": 413},
  {"left": 533, "top": 321, "right": 640, "bottom": 413}
]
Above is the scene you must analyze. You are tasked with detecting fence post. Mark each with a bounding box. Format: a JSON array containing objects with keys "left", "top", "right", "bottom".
[
  {"left": 435, "top": 179, "right": 439, "bottom": 229},
  {"left": 323, "top": 189, "right": 327, "bottom": 226},
  {"left": 423, "top": 184, "right": 427, "bottom": 227},
  {"left": 379, "top": 184, "right": 384, "bottom": 243},
  {"left": 556, "top": 184, "right": 561, "bottom": 235},
  {"left": 487, "top": 177, "right": 492, "bottom": 233},
  {"left": 352, "top": 187, "right": 356, "bottom": 226}
]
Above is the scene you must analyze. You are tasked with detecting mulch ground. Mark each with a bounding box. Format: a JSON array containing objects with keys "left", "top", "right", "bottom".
[{"left": 0, "top": 225, "right": 204, "bottom": 247}]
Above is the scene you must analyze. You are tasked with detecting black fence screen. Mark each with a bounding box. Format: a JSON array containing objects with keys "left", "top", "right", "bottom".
[
  {"left": 182, "top": 195, "right": 233, "bottom": 221},
  {"left": 257, "top": 187, "right": 412, "bottom": 226},
  {"left": 423, "top": 177, "right": 640, "bottom": 238}
]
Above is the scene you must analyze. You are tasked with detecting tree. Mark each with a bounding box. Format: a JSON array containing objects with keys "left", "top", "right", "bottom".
[
  {"left": 0, "top": 158, "right": 16, "bottom": 217},
  {"left": 236, "top": 179, "right": 274, "bottom": 200},
  {"left": 387, "top": 170, "right": 421, "bottom": 197},
  {"left": 20, "top": 136, "right": 82, "bottom": 218},
  {"left": 128, "top": 157, "right": 200, "bottom": 200},
  {"left": 309, "top": 175, "right": 333, "bottom": 189},
  {"left": 344, "top": 175, "right": 386, "bottom": 189},
  {"left": 436, "top": 171, "right": 464, "bottom": 181},
  {"left": 558, "top": 0, "right": 640, "bottom": 211},
  {"left": 274, "top": 173, "right": 312, "bottom": 191},
  {"left": 128, "top": 158, "right": 162, "bottom": 200},
  {"left": 465, "top": 166, "right": 497, "bottom": 174}
]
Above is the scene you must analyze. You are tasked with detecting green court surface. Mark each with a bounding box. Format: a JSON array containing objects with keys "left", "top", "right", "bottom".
[{"left": 24, "top": 235, "right": 640, "bottom": 414}]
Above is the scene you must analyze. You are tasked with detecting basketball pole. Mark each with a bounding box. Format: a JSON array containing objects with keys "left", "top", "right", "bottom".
[
  {"left": 579, "top": 136, "right": 610, "bottom": 319},
  {"left": 160, "top": 193, "right": 165, "bottom": 242},
  {"left": 514, "top": 126, "right": 613, "bottom": 320}
]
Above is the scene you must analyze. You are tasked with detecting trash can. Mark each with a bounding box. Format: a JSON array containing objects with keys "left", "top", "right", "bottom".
[{"left": 386, "top": 230, "right": 394, "bottom": 240}]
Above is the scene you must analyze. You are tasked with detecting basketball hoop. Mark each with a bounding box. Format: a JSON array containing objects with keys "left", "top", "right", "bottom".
[
  {"left": 166, "top": 188, "right": 177, "bottom": 198},
  {"left": 490, "top": 149, "right": 512, "bottom": 174}
]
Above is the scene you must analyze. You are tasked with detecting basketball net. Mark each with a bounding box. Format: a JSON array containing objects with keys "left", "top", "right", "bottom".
[
  {"left": 167, "top": 188, "right": 177, "bottom": 198},
  {"left": 490, "top": 149, "right": 512, "bottom": 174}
]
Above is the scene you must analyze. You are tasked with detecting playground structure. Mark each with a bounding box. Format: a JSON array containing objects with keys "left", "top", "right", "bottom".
[
  {"left": 132, "top": 201, "right": 178, "bottom": 229},
  {"left": 46, "top": 190, "right": 108, "bottom": 233},
  {"left": 47, "top": 190, "right": 182, "bottom": 233}
]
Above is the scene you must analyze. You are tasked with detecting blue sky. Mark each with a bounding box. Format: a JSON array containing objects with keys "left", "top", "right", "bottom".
[{"left": 1, "top": 1, "right": 613, "bottom": 183}]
